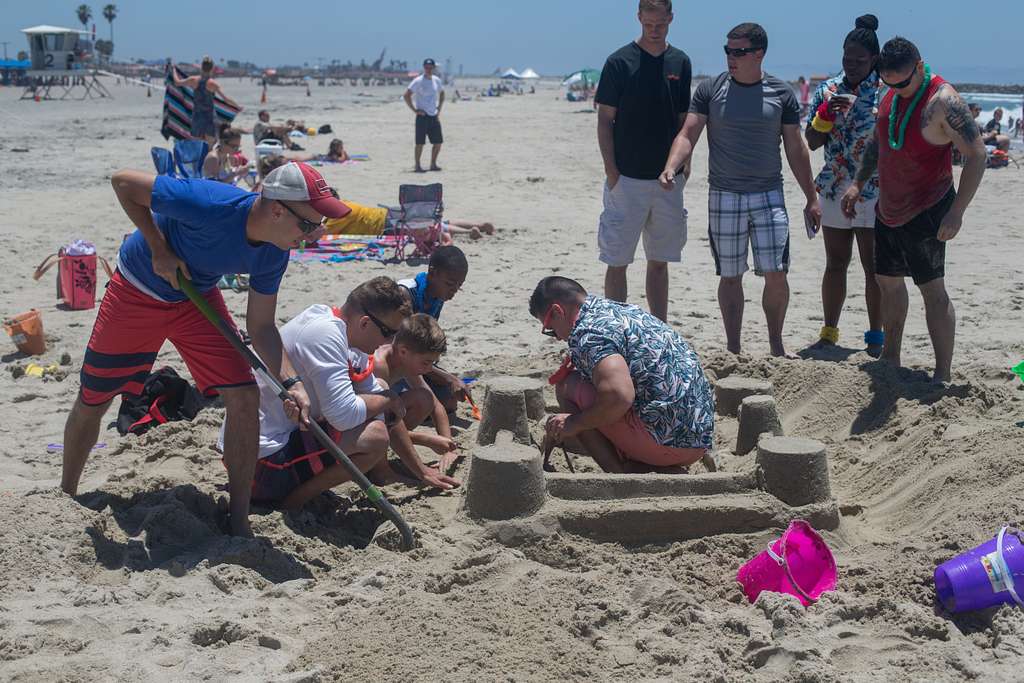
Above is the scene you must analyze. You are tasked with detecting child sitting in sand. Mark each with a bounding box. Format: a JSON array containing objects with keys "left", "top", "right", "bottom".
[
  {"left": 398, "top": 246, "right": 473, "bottom": 413},
  {"left": 369, "top": 314, "right": 462, "bottom": 488}
]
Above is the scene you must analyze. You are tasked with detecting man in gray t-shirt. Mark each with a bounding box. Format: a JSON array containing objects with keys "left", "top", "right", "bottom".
[{"left": 660, "top": 22, "right": 821, "bottom": 358}]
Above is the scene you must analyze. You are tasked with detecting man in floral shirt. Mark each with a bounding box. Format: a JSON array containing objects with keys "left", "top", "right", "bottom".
[{"left": 530, "top": 276, "right": 714, "bottom": 472}]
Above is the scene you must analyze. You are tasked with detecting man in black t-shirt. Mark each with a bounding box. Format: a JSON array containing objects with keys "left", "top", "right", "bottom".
[{"left": 594, "top": 0, "right": 691, "bottom": 322}]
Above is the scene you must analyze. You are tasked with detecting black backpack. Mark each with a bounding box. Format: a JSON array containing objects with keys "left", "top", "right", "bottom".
[{"left": 116, "top": 366, "right": 208, "bottom": 436}]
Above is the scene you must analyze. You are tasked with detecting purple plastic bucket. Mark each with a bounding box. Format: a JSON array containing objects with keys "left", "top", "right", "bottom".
[{"left": 934, "top": 527, "right": 1024, "bottom": 613}]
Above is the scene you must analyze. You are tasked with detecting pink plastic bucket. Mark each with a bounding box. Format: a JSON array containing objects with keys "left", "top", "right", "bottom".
[{"left": 736, "top": 520, "right": 837, "bottom": 606}]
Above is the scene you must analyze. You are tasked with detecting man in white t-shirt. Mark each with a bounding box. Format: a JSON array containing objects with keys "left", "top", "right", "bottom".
[
  {"left": 234, "top": 277, "right": 413, "bottom": 510},
  {"left": 403, "top": 58, "right": 446, "bottom": 172}
]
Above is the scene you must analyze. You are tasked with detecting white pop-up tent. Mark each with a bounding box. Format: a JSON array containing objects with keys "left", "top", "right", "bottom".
[
  {"left": 519, "top": 67, "right": 540, "bottom": 79},
  {"left": 500, "top": 68, "right": 522, "bottom": 79}
]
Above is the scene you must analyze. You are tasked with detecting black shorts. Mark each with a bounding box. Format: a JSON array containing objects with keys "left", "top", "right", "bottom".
[
  {"left": 874, "top": 187, "right": 955, "bottom": 286},
  {"left": 415, "top": 115, "right": 443, "bottom": 145},
  {"left": 249, "top": 424, "right": 340, "bottom": 505}
]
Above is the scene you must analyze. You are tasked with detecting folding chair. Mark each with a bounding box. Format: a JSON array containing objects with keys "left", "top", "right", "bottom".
[
  {"left": 390, "top": 183, "right": 444, "bottom": 261},
  {"left": 151, "top": 147, "right": 176, "bottom": 176},
  {"left": 173, "top": 139, "right": 210, "bottom": 179}
]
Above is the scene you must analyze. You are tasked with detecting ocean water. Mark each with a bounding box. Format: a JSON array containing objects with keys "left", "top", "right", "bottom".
[{"left": 960, "top": 92, "right": 1024, "bottom": 126}]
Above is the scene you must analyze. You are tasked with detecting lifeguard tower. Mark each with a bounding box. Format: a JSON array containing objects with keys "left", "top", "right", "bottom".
[{"left": 19, "top": 25, "right": 112, "bottom": 100}]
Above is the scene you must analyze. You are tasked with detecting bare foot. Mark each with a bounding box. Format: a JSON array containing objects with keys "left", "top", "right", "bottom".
[
  {"left": 865, "top": 343, "right": 883, "bottom": 358},
  {"left": 770, "top": 341, "right": 799, "bottom": 359},
  {"left": 478, "top": 222, "right": 495, "bottom": 235},
  {"left": 414, "top": 165, "right": 426, "bottom": 173},
  {"left": 429, "top": 165, "right": 442, "bottom": 171},
  {"left": 229, "top": 514, "right": 254, "bottom": 538},
  {"left": 469, "top": 226, "right": 482, "bottom": 240}
]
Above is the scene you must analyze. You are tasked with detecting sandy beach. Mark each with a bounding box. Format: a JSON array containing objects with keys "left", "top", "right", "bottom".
[{"left": 2, "top": 77, "right": 1024, "bottom": 681}]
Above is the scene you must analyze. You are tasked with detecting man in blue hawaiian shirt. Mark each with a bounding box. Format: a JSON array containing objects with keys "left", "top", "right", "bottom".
[{"left": 530, "top": 276, "right": 715, "bottom": 472}]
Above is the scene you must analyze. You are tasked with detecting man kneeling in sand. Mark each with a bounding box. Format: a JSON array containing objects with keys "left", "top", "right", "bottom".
[
  {"left": 530, "top": 276, "right": 715, "bottom": 473},
  {"left": 368, "top": 314, "right": 462, "bottom": 490},
  {"left": 237, "top": 277, "right": 412, "bottom": 509}
]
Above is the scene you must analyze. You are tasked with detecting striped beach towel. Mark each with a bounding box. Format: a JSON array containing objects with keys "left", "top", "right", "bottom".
[{"left": 161, "top": 66, "right": 241, "bottom": 140}]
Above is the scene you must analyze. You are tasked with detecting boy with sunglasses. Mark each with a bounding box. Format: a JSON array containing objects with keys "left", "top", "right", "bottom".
[
  {"left": 661, "top": 22, "right": 821, "bottom": 358},
  {"left": 531, "top": 276, "right": 715, "bottom": 473},
  {"left": 242, "top": 277, "right": 415, "bottom": 510},
  {"left": 60, "top": 161, "right": 350, "bottom": 537}
]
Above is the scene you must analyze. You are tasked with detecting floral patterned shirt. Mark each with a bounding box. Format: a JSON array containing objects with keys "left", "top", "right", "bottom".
[
  {"left": 568, "top": 296, "right": 715, "bottom": 449},
  {"left": 808, "top": 71, "right": 881, "bottom": 201}
]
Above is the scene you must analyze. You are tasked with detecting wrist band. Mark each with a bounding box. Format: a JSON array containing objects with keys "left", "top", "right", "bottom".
[
  {"left": 819, "top": 326, "right": 840, "bottom": 344},
  {"left": 282, "top": 376, "right": 302, "bottom": 390},
  {"left": 811, "top": 114, "right": 834, "bottom": 133},
  {"left": 863, "top": 330, "right": 884, "bottom": 346},
  {"left": 816, "top": 101, "right": 836, "bottom": 121}
]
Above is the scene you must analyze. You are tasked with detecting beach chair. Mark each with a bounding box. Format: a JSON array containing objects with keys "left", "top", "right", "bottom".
[
  {"left": 151, "top": 147, "right": 176, "bottom": 176},
  {"left": 173, "top": 139, "right": 209, "bottom": 179},
  {"left": 390, "top": 183, "right": 444, "bottom": 261}
]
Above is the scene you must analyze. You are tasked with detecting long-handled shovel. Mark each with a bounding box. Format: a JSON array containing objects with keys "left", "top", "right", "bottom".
[{"left": 177, "top": 271, "right": 415, "bottom": 551}]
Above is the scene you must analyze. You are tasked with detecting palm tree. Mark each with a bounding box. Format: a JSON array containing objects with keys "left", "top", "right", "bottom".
[
  {"left": 76, "top": 4, "right": 92, "bottom": 29},
  {"left": 102, "top": 4, "right": 117, "bottom": 46}
]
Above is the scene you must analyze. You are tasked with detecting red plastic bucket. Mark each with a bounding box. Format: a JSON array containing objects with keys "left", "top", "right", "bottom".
[{"left": 736, "top": 520, "right": 837, "bottom": 607}]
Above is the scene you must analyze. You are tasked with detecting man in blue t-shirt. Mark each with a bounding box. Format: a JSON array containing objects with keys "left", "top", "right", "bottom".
[{"left": 61, "top": 161, "right": 351, "bottom": 537}]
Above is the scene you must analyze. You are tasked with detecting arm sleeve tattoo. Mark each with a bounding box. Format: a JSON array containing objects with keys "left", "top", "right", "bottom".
[
  {"left": 856, "top": 136, "right": 879, "bottom": 183},
  {"left": 943, "top": 95, "right": 980, "bottom": 143}
]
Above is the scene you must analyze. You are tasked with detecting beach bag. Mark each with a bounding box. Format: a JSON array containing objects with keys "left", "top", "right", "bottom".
[{"left": 33, "top": 240, "right": 113, "bottom": 310}]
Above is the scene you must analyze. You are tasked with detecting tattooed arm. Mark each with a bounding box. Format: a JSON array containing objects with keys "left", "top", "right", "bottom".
[{"left": 932, "top": 86, "right": 986, "bottom": 241}]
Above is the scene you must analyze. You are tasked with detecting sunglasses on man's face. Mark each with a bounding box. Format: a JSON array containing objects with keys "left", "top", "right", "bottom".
[
  {"left": 278, "top": 201, "right": 324, "bottom": 235},
  {"left": 724, "top": 46, "right": 760, "bottom": 57},
  {"left": 364, "top": 308, "right": 399, "bottom": 339},
  {"left": 881, "top": 70, "right": 916, "bottom": 90}
]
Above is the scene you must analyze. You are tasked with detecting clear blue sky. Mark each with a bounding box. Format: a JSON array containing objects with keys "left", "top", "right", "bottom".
[{"left": 4, "top": 1, "right": 1023, "bottom": 83}]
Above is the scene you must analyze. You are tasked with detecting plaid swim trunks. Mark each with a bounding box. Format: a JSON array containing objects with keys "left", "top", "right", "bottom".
[{"left": 708, "top": 188, "right": 790, "bottom": 278}]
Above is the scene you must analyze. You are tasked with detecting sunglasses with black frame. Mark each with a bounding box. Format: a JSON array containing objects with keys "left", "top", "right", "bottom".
[
  {"left": 880, "top": 67, "right": 919, "bottom": 90},
  {"left": 723, "top": 45, "right": 762, "bottom": 57},
  {"left": 363, "top": 307, "right": 399, "bottom": 339},
  {"left": 277, "top": 200, "right": 324, "bottom": 234}
]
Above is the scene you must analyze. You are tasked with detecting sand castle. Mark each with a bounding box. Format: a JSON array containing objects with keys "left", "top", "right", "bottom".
[{"left": 461, "top": 376, "right": 837, "bottom": 546}]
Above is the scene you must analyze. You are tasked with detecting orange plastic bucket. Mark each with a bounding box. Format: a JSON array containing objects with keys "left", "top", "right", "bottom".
[{"left": 4, "top": 309, "right": 46, "bottom": 355}]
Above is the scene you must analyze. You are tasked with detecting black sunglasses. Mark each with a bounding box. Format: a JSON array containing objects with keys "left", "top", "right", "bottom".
[
  {"left": 278, "top": 201, "right": 324, "bottom": 235},
  {"left": 881, "top": 70, "right": 916, "bottom": 90},
  {"left": 723, "top": 45, "right": 761, "bottom": 57},
  {"left": 363, "top": 308, "right": 398, "bottom": 339}
]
